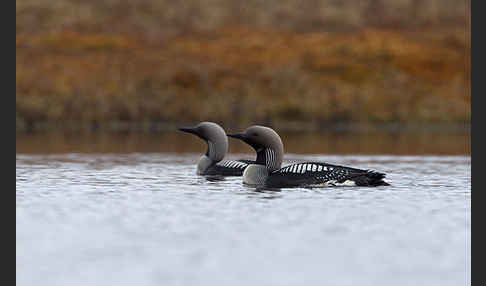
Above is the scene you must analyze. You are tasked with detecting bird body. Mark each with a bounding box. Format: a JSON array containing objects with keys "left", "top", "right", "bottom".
[
  {"left": 228, "top": 126, "right": 389, "bottom": 188},
  {"left": 265, "top": 161, "right": 388, "bottom": 188},
  {"left": 200, "top": 157, "right": 251, "bottom": 176}
]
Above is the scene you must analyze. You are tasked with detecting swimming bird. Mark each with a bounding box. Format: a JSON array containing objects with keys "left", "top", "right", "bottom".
[
  {"left": 178, "top": 122, "right": 253, "bottom": 176},
  {"left": 227, "top": 125, "right": 389, "bottom": 188}
]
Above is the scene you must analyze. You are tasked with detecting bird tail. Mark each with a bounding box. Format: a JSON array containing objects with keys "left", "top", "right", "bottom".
[{"left": 351, "top": 170, "right": 390, "bottom": 186}]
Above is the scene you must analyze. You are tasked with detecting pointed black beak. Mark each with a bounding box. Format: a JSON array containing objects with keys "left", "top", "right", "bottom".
[
  {"left": 227, "top": 133, "right": 246, "bottom": 140},
  {"left": 178, "top": 126, "right": 198, "bottom": 135}
]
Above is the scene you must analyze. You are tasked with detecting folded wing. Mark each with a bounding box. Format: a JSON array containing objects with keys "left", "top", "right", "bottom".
[
  {"left": 267, "top": 162, "right": 388, "bottom": 187},
  {"left": 205, "top": 159, "right": 252, "bottom": 176}
]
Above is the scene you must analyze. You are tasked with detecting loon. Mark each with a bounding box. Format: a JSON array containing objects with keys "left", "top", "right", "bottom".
[
  {"left": 227, "top": 125, "right": 389, "bottom": 188},
  {"left": 178, "top": 122, "right": 253, "bottom": 176}
]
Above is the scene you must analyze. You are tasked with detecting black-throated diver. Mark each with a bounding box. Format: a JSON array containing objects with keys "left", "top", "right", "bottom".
[
  {"left": 227, "top": 125, "right": 389, "bottom": 188},
  {"left": 178, "top": 122, "right": 253, "bottom": 176}
]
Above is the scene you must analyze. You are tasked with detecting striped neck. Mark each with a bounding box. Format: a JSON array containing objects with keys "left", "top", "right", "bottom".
[
  {"left": 205, "top": 140, "right": 224, "bottom": 163},
  {"left": 255, "top": 147, "right": 281, "bottom": 172}
]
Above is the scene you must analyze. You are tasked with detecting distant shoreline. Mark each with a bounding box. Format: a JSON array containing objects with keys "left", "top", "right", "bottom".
[
  {"left": 16, "top": 123, "right": 471, "bottom": 155},
  {"left": 16, "top": 120, "right": 470, "bottom": 134}
]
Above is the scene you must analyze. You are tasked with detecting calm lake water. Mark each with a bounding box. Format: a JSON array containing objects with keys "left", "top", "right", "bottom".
[{"left": 16, "top": 132, "right": 470, "bottom": 286}]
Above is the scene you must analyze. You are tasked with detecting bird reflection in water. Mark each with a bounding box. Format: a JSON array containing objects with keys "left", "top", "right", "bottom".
[
  {"left": 204, "top": 175, "right": 227, "bottom": 182},
  {"left": 245, "top": 186, "right": 283, "bottom": 200}
]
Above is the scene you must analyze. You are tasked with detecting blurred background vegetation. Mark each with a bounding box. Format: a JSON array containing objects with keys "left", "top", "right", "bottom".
[{"left": 16, "top": 0, "right": 470, "bottom": 133}]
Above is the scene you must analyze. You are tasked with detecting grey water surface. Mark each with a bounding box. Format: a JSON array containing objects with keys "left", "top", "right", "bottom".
[{"left": 16, "top": 153, "right": 470, "bottom": 286}]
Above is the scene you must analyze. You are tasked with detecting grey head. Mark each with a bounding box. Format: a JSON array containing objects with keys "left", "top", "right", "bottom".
[
  {"left": 227, "top": 125, "right": 283, "bottom": 172},
  {"left": 178, "top": 122, "right": 228, "bottom": 162}
]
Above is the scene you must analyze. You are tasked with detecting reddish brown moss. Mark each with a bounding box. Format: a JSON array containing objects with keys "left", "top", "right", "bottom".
[{"left": 16, "top": 27, "right": 469, "bottom": 131}]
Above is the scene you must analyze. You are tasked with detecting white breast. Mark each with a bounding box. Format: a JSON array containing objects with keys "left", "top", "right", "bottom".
[
  {"left": 243, "top": 164, "right": 268, "bottom": 186},
  {"left": 197, "top": 155, "right": 213, "bottom": 175}
]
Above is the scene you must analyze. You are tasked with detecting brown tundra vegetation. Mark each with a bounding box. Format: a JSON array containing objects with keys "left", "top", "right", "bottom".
[{"left": 16, "top": 0, "right": 470, "bottom": 132}]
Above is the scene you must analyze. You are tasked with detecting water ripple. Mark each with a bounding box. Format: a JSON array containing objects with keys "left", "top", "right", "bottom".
[{"left": 16, "top": 154, "right": 470, "bottom": 286}]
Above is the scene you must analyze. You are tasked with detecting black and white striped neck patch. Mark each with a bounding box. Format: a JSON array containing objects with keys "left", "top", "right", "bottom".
[
  {"left": 265, "top": 148, "right": 279, "bottom": 170},
  {"left": 207, "top": 141, "right": 215, "bottom": 157}
]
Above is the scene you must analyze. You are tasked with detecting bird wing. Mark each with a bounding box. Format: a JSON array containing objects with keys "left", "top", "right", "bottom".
[
  {"left": 205, "top": 160, "right": 251, "bottom": 176},
  {"left": 268, "top": 162, "right": 386, "bottom": 187}
]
